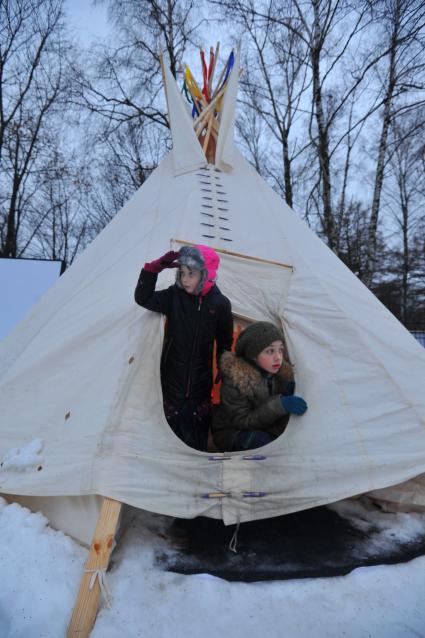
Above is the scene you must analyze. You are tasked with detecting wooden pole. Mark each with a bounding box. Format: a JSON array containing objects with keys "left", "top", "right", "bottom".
[
  {"left": 208, "top": 42, "right": 220, "bottom": 94},
  {"left": 172, "top": 239, "right": 294, "bottom": 270},
  {"left": 194, "top": 85, "right": 226, "bottom": 132},
  {"left": 67, "top": 497, "right": 122, "bottom": 638},
  {"left": 183, "top": 63, "right": 208, "bottom": 110},
  {"left": 211, "top": 50, "right": 233, "bottom": 99},
  {"left": 202, "top": 111, "right": 215, "bottom": 154}
]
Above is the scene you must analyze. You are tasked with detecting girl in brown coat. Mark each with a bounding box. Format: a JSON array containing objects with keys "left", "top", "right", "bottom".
[{"left": 212, "top": 321, "right": 308, "bottom": 452}]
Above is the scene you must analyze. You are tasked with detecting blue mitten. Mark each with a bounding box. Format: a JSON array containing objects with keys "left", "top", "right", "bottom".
[{"left": 280, "top": 395, "right": 308, "bottom": 415}]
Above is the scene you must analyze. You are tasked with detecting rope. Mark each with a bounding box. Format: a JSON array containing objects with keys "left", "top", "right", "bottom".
[
  {"left": 85, "top": 568, "right": 112, "bottom": 608},
  {"left": 228, "top": 513, "right": 241, "bottom": 554}
]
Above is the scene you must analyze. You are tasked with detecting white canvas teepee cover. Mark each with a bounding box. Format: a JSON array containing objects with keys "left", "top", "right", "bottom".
[{"left": 1, "top": 53, "right": 425, "bottom": 544}]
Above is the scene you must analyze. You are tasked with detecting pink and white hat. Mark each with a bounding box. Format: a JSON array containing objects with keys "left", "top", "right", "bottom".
[{"left": 176, "top": 244, "right": 220, "bottom": 296}]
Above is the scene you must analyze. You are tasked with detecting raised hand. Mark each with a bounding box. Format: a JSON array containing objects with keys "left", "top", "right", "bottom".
[{"left": 144, "top": 251, "right": 180, "bottom": 273}]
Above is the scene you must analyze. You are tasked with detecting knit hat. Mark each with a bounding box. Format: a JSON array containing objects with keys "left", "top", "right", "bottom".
[
  {"left": 176, "top": 244, "right": 219, "bottom": 296},
  {"left": 235, "top": 321, "right": 286, "bottom": 361}
]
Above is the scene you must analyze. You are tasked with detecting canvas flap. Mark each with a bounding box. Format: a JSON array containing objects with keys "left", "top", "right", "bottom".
[
  {"left": 162, "top": 58, "right": 207, "bottom": 176},
  {"left": 215, "top": 46, "right": 240, "bottom": 172}
]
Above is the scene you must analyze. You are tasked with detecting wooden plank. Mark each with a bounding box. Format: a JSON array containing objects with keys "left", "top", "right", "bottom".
[{"left": 67, "top": 497, "right": 122, "bottom": 638}]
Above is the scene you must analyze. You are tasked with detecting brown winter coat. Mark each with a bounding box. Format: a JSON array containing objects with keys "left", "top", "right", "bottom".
[{"left": 212, "top": 351, "right": 295, "bottom": 452}]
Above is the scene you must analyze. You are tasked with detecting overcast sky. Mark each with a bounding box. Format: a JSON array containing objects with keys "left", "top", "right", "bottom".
[{"left": 64, "top": 0, "right": 110, "bottom": 45}]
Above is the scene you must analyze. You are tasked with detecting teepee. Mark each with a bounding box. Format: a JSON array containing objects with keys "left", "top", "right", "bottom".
[{"left": 1, "top": 46, "right": 425, "bottom": 553}]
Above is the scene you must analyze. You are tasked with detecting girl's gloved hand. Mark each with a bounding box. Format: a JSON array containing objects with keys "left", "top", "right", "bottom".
[
  {"left": 144, "top": 251, "right": 180, "bottom": 273},
  {"left": 280, "top": 395, "right": 308, "bottom": 415}
]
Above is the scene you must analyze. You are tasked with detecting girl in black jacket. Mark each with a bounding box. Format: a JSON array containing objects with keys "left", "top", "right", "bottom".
[{"left": 135, "top": 245, "right": 233, "bottom": 451}]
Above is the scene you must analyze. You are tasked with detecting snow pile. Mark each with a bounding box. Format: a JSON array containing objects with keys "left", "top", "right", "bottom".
[
  {"left": 0, "top": 498, "right": 425, "bottom": 637},
  {"left": 93, "top": 507, "right": 425, "bottom": 638},
  {"left": 331, "top": 496, "right": 425, "bottom": 543},
  {"left": 0, "top": 438, "right": 44, "bottom": 472},
  {"left": 0, "top": 497, "right": 86, "bottom": 637}
]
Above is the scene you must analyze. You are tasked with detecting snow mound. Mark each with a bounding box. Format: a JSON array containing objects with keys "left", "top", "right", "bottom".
[
  {"left": 0, "top": 499, "right": 425, "bottom": 637},
  {"left": 1, "top": 438, "right": 44, "bottom": 472}
]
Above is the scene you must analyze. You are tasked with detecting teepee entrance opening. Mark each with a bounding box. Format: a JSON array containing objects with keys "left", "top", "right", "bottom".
[{"left": 156, "top": 239, "right": 294, "bottom": 454}]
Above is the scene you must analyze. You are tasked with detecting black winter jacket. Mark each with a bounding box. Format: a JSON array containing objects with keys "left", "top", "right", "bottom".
[{"left": 135, "top": 268, "right": 233, "bottom": 407}]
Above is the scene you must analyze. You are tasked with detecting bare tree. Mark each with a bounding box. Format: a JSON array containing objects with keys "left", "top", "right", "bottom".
[
  {"left": 73, "top": 0, "right": 206, "bottom": 233},
  {"left": 364, "top": 0, "right": 425, "bottom": 286},
  {"left": 235, "top": 91, "right": 268, "bottom": 176},
  {"left": 23, "top": 148, "right": 93, "bottom": 266},
  {"left": 0, "top": 0, "right": 76, "bottom": 258},
  {"left": 381, "top": 111, "right": 425, "bottom": 321},
  {"left": 223, "top": 0, "right": 310, "bottom": 207},
  {"left": 337, "top": 199, "right": 382, "bottom": 280},
  {"left": 211, "top": 0, "right": 386, "bottom": 251},
  {"left": 81, "top": 0, "right": 203, "bottom": 130},
  {"left": 87, "top": 118, "right": 162, "bottom": 233}
]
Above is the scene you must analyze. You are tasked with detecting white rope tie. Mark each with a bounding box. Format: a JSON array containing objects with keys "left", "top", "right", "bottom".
[
  {"left": 229, "top": 515, "right": 241, "bottom": 554},
  {"left": 85, "top": 568, "right": 112, "bottom": 608}
]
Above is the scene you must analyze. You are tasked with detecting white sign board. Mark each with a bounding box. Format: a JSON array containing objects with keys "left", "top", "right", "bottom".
[{"left": 0, "top": 258, "right": 62, "bottom": 341}]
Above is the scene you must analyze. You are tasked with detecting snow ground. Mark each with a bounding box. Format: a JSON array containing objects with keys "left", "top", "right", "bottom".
[{"left": 1, "top": 496, "right": 425, "bottom": 638}]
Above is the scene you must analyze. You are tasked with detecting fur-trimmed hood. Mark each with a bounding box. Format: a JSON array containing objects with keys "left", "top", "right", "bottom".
[
  {"left": 219, "top": 351, "right": 294, "bottom": 398},
  {"left": 176, "top": 244, "right": 219, "bottom": 296}
]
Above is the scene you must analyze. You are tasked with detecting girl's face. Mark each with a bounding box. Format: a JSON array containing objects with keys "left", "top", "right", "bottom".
[
  {"left": 179, "top": 265, "right": 201, "bottom": 295},
  {"left": 255, "top": 340, "right": 285, "bottom": 374}
]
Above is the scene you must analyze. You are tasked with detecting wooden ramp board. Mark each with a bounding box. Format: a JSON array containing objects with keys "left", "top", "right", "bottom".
[{"left": 154, "top": 504, "right": 425, "bottom": 582}]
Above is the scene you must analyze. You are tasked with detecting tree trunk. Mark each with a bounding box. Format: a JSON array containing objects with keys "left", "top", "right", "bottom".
[
  {"left": 311, "top": 2, "right": 334, "bottom": 250},
  {"left": 364, "top": 0, "right": 400, "bottom": 287},
  {"left": 400, "top": 176, "right": 409, "bottom": 323},
  {"left": 282, "top": 131, "right": 293, "bottom": 208},
  {"left": 3, "top": 175, "right": 20, "bottom": 257}
]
